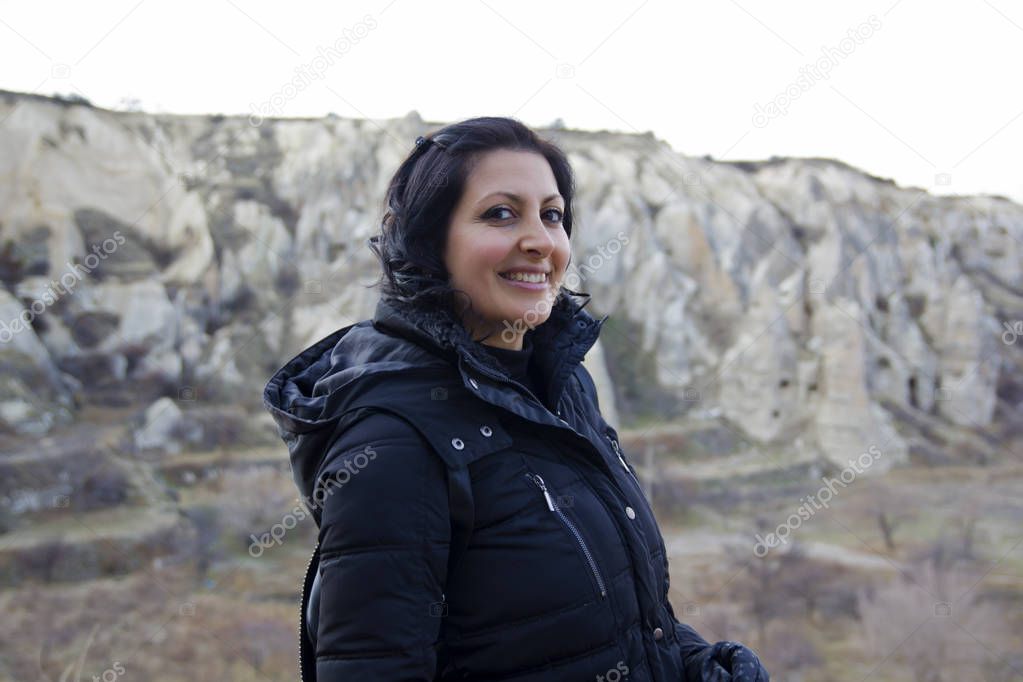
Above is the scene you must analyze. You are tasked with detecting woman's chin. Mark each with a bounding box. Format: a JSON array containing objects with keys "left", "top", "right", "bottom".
[{"left": 498, "top": 304, "right": 550, "bottom": 329}]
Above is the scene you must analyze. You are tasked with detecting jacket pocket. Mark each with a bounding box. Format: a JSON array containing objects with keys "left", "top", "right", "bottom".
[{"left": 523, "top": 471, "right": 608, "bottom": 600}]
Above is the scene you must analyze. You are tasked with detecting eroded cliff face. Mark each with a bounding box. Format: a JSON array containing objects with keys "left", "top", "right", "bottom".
[{"left": 1, "top": 90, "right": 1020, "bottom": 471}]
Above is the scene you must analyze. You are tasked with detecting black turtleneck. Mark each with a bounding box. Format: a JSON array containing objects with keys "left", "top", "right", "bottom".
[{"left": 479, "top": 333, "right": 548, "bottom": 406}]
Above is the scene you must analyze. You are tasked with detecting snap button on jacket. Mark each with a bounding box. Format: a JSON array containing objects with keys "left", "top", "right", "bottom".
[{"left": 263, "top": 291, "right": 713, "bottom": 681}]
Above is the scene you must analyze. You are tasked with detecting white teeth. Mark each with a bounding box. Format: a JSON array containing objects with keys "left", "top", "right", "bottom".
[{"left": 501, "top": 271, "right": 548, "bottom": 283}]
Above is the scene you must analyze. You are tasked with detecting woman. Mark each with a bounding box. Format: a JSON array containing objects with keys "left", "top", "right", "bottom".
[{"left": 263, "top": 117, "right": 769, "bottom": 681}]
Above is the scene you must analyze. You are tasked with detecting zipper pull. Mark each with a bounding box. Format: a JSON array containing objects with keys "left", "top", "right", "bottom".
[
  {"left": 526, "top": 473, "right": 556, "bottom": 511},
  {"left": 617, "top": 451, "right": 630, "bottom": 471},
  {"left": 607, "top": 434, "right": 630, "bottom": 472}
]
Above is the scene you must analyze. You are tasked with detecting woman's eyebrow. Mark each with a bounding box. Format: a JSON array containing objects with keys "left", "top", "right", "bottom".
[{"left": 477, "top": 191, "right": 564, "bottom": 205}]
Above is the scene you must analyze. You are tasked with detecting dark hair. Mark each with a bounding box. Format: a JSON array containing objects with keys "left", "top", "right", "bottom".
[{"left": 367, "top": 116, "right": 576, "bottom": 323}]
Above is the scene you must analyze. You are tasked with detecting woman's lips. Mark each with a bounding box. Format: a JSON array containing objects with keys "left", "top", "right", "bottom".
[{"left": 498, "top": 272, "right": 549, "bottom": 290}]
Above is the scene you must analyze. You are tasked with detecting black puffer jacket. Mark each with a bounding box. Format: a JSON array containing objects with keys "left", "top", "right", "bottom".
[{"left": 263, "top": 290, "right": 738, "bottom": 681}]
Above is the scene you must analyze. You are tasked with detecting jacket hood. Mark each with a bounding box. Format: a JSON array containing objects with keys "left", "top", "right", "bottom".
[{"left": 262, "top": 288, "right": 609, "bottom": 511}]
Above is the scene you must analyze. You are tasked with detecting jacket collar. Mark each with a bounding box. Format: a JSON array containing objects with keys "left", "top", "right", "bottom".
[
  {"left": 262, "top": 289, "right": 612, "bottom": 523},
  {"left": 372, "top": 289, "right": 608, "bottom": 412}
]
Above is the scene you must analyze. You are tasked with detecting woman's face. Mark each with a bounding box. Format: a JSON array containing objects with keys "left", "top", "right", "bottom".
[{"left": 444, "top": 149, "right": 571, "bottom": 350}]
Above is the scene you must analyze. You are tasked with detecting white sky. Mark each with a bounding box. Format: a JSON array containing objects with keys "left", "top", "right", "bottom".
[{"left": 2, "top": 0, "right": 1021, "bottom": 205}]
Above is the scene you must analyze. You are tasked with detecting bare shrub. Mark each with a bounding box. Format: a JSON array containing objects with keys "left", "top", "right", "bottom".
[
  {"left": 1, "top": 564, "right": 296, "bottom": 682},
  {"left": 0, "top": 504, "right": 18, "bottom": 534},
  {"left": 857, "top": 560, "right": 1012, "bottom": 681},
  {"left": 650, "top": 476, "right": 698, "bottom": 518},
  {"left": 11, "top": 537, "right": 73, "bottom": 583},
  {"left": 765, "top": 627, "right": 824, "bottom": 678},
  {"left": 774, "top": 544, "right": 841, "bottom": 623},
  {"left": 74, "top": 466, "right": 132, "bottom": 511},
  {"left": 723, "top": 539, "right": 800, "bottom": 649},
  {"left": 865, "top": 480, "right": 915, "bottom": 551},
  {"left": 180, "top": 504, "right": 223, "bottom": 581},
  {"left": 723, "top": 537, "right": 853, "bottom": 657},
  {"left": 215, "top": 466, "right": 298, "bottom": 545}
]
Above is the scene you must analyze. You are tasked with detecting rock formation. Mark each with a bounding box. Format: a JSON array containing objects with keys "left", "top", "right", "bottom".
[{"left": 1, "top": 89, "right": 1021, "bottom": 475}]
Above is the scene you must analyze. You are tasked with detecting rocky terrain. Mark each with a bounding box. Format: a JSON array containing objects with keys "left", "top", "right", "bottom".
[{"left": 1, "top": 89, "right": 1021, "bottom": 681}]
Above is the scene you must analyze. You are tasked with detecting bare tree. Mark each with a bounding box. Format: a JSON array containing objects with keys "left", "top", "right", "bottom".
[
  {"left": 723, "top": 537, "right": 797, "bottom": 650},
  {"left": 857, "top": 557, "right": 1011, "bottom": 682},
  {"left": 867, "top": 480, "right": 915, "bottom": 551},
  {"left": 907, "top": 506, "right": 985, "bottom": 579},
  {"left": 768, "top": 628, "right": 824, "bottom": 680},
  {"left": 946, "top": 498, "right": 984, "bottom": 561},
  {"left": 774, "top": 543, "right": 834, "bottom": 623}
]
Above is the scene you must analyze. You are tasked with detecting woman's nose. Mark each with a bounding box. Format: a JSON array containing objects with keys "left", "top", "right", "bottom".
[{"left": 521, "top": 213, "right": 555, "bottom": 255}]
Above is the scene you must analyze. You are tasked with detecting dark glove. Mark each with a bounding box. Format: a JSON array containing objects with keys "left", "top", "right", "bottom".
[{"left": 688, "top": 640, "right": 770, "bottom": 681}]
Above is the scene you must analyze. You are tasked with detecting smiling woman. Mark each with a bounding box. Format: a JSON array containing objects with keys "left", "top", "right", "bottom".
[
  {"left": 443, "top": 149, "right": 571, "bottom": 350},
  {"left": 263, "top": 116, "right": 770, "bottom": 681},
  {"left": 366, "top": 118, "right": 581, "bottom": 353}
]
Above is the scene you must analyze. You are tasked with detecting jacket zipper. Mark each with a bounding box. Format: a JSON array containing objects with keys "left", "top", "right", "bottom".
[
  {"left": 606, "top": 432, "right": 639, "bottom": 484},
  {"left": 299, "top": 540, "right": 319, "bottom": 682},
  {"left": 524, "top": 472, "right": 607, "bottom": 599}
]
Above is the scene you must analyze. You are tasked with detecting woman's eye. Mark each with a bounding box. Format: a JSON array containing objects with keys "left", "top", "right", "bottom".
[
  {"left": 485, "top": 207, "right": 515, "bottom": 221},
  {"left": 544, "top": 208, "right": 564, "bottom": 223},
  {"left": 484, "top": 206, "right": 563, "bottom": 223}
]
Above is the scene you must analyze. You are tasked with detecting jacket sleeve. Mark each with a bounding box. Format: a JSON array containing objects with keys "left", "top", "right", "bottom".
[
  {"left": 665, "top": 592, "right": 714, "bottom": 680},
  {"left": 312, "top": 411, "right": 452, "bottom": 680}
]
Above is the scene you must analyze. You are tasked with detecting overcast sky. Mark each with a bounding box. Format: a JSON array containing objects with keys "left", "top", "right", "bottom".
[{"left": 2, "top": 0, "right": 1021, "bottom": 205}]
